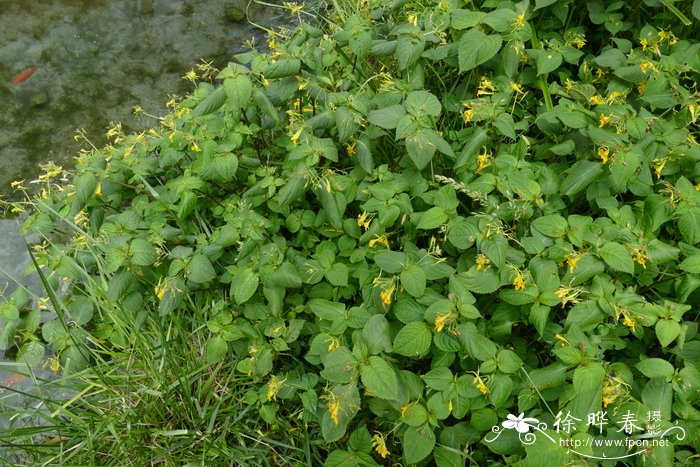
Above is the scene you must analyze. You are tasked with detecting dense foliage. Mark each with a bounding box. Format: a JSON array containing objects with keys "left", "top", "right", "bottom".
[{"left": 4, "top": 0, "right": 700, "bottom": 464}]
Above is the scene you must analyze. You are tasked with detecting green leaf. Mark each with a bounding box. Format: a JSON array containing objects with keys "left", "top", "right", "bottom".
[
  {"left": 535, "top": 0, "right": 558, "bottom": 9},
  {"left": 360, "top": 356, "right": 398, "bottom": 400},
  {"left": 404, "top": 90, "right": 441, "bottom": 117},
  {"left": 402, "top": 403, "right": 430, "bottom": 427},
  {"left": 373, "top": 251, "right": 406, "bottom": 273},
  {"left": 535, "top": 49, "right": 563, "bottom": 76},
  {"left": 497, "top": 349, "right": 523, "bottom": 373},
  {"left": 422, "top": 367, "right": 453, "bottom": 391},
  {"left": 321, "top": 347, "right": 359, "bottom": 383},
  {"left": 206, "top": 335, "right": 228, "bottom": 364},
  {"left": 636, "top": 358, "right": 675, "bottom": 379},
  {"left": 417, "top": 207, "right": 448, "bottom": 230},
  {"left": 188, "top": 254, "right": 217, "bottom": 283},
  {"left": 326, "top": 263, "right": 349, "bottom": 287},
  {"left": 309, "top": 299, "right": 346, "bottom": 321},
  {"left": 600, "top": 242, "right": 634, "bottom": 274},
  {"left": 17, "top": 341, "right": 45, "bottom": 368},
  {"left": 232, "top": 267, "right": 259, "bottom": 304},
  {"left": 679, "top": 255, "right": 700, "bottom": 273},
  {"left": 678, "top": 209, "right": 700, "bottom": 245},
  {"left": 458, "top": 30, "right": 502, "bottom": 72},
  {"left": 362, "top": 314, "right": 393, "bottom": 354},
  {"left": 395, "top": 34, "right": 425, "bottom": 70},
  {"left": 224, "top": 74, "right": 252, "bottom": 110},
  {"left": 560, "top": 160, "right": 603, "bottom": 198},
  {"left": 367, "top": 105, "right": 406, "bottom": 129},
  {"left": 401, "top": 264, "right": 426, "bottom": 298},
  {"left": 129, "top": 238, "right": 158, "bottom": 266},
  {"left": 262, "top": 58, "right": 301, "bottom": 78},
  {"left": 193, "top": 87, "right": 227, "bottom": 117},
  {"left": 532, "top": 215, "right": 568, "bottom": 238},
  {"left": 393, "top": 322, "right": 432, "bottom": 357},
  {"left": 403, "top": 425, "right": 436, "bottom": 464},
  {"left": 482, "top": 9, "right": 519, "bottom": 33},
  {"left": 451, "top": 9, "right": 486, "bottom": 29},
  {"left": 656, "top": 320, "right": 680, "bottom": 348},
  {"left": 494, "top": 113, "right": 516, "bottom": 139}
]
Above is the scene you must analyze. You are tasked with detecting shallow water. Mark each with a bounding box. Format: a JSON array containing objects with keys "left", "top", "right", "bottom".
[{"left": 0, "top": 0, "right": 292, "bottom": 194}]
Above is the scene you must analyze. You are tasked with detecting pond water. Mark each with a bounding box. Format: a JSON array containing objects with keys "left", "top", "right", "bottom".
[
  {"left": 0, "top": 0, "right": 295, "bottom": 452},
  {"left": 0, "top": 0, "right": 293, "bottom": 194},
  {"left": 0, "top": 0, "right": 296, "bottom": 294}
]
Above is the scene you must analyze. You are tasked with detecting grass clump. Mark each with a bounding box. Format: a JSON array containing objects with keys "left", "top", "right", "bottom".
[{"left": 3, "top": 0, "right": 700, "bottom": 465}]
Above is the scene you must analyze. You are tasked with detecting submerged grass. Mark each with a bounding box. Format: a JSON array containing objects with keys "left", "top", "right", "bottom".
[{"left": 2, "top": 306, "right": 322, "bottom": 466}]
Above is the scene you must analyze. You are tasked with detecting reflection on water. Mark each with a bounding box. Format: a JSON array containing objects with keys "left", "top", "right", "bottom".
[{"left": 0, "top": 0, "right": 291, "bottom": 194}]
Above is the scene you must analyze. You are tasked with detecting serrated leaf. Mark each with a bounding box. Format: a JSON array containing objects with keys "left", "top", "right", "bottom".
[
  {"left": 403, "top": 425, "right": 436, "bottom": 464},
  {"left": 360, "top": 356, "right": 398, "bottom": 400},
  {"left": 129, "top": 238, "right": 158, "bottom": 266},
  {"left": 532, "top": 215, "right": 568, "bottom": 237},
  {"left": 678, "top": 209, "right": 700, "bottom": 244},
  {"left": 367, "top": 105, "right": 406, "bottom": 129},
  {"left": 636, "top": 358, "right": 675, "bottom": 379},
  {"left": 393, "top": 322, "right": 432, "bottom": 357},
  {"left": 400, "top": 264, "right": 426, "bottom": 297},
  {"left": 206, "top": 335, "right": 228, "bottom": 364},
  {"left": 600, "top": 242, "right": 634, "bottom": 274},
  {"left": 224, "top": 74, "right": 252, "bottom": 110},
  {"left": 458, "top": 30, "right": 502, "bottom": 72},
  {"left": 193, "top": 87, "right": 227, "bottom": 117},
  {"left": 404, "top": 90, "right": 441, "bottom": 117},
  {"left": 656, "top": 320, "right": 680, "bottom": 348},
  {"left": 232, "top": 267, "right": 259, "bottom": 304},
  {"left": 188, "top": 254, "right": 217, "bottom": 283},
  {"left": 373, "top": 251, "right": 406, "bottom": 273},
  {"left": 417, "top": 206, "right": 448, "bottom": 230},
  {"left": 362, "top": 314, "right": 392, "bottom": 354}
]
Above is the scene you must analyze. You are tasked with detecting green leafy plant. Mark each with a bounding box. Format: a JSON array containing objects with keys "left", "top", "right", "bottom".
[{"left": 4, "top": 0, "right": 700, "bottom": 464}]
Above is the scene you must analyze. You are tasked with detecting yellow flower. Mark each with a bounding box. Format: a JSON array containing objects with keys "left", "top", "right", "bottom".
[
  {"left": 589, "top": 95, "right": 605, "bottom": 105},
  {"left": 400, "top": 402, "right": 415, "bottom": 417},
  {"left": 602, "top": 376, "right": 629, "bottom": 408},
  {"left": 566, "top": 252, "right": 581, "bottom": 272},
  {"left": 434, "top": 313, "right": 449, "bottom": 332},
  {"left": 290, "top": 126, "right": 304, "bottom": 144},
  {"left": 182, "top": 69, "right": 198, "bottom": 82},
  {"left": 155, "top": 281, "right": 168, "bottom": 300},
  {"left": 357, "top": 211, "right": 372, "bottom": 230},
  {"left": 346, "top": 141, "right": 356, "bottom": 157},
  {"left": 569, "top": 36, "right": 586, "bottom": 49},
  {"left": 473, "top": 373, "right": 489, "bottom": 395},
  {"left": 598, "top": 113, "right": 612, "bottom": 128},
  {"left": 605, "top": 91, "right": 624, "bottom": 105},
  {"left": 554, "top": 333, "right": 571, "bottom": 346},
  {"left": 407, "top": 13, "right": 418, "bottom": 26},
  {"left": 510, "top": 82, "right": 525, "bottom": 95},
  {"left": 477, "top": 77, "right": 497, "bottom": 97},
  {"left": 266, "top": 375, "right": 287, "bottom": 401},
  {"left": 325, "top": 336, "right": 340, "bottom": 352},
  {"left": 631, "top": 246, "right": 649, "bottom": 268},
  {"left": 463, "top": 107, "right": 474, "bottom": 124},
  {"left": 640, "top": 38, "right": 649, "bottom": 51},
  {"left": 10, "top": 179, "right": 26, "bottom": 190},
  {"left": 282, "top": 1, "right": 304, "bottom": 14},
  {"left": 652, "top": 157, "right": 667, "bottom": 179},
  {"left": 327, "top": 397, "right": 340, "bottom": 425},
  {"left": 476, "top": 150, "right": 492, "bottom": 172},
  {"left": 380, "top": 287, "right": 394, "bottom": 306},
  {"left": 372, "top": 433, "right": 391, "bottom": 458},
  {"left": 513, "top": 14, "right": 526, "bottom": 29},
  {"left": 640, "top": 60, "right": 658, "bottom": 74},
  {"left": 598, "top": 147, "right": 610, "bottom": 164},
  {"left": 191, "top": 143, "right": 202, "bottom": 153},
  {"left": 475, "top": 254, "right": 491, "bottom": 270},
  {"left": 512, "top": 269, "right": 526, "bottom": 291},
  {"left": 555, "top": 286, "right": 583, "bottom": 307},
  {"left": 369, "top": 234, "right": 389, "bottom": 248}
]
